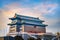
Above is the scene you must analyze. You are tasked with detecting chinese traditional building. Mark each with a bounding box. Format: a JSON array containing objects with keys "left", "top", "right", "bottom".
[
  {"left": 8, "top": 13, "right": 48, "bottom": 36},
  {"left": 7, "top": 13, "right": 49, "bottom": 40}
]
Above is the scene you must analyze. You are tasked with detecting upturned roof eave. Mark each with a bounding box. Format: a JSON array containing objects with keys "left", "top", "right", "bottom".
[
  {"left": 8, "top": 22, "right": 47, "bottom": 27},
  {"left": 9, "top": 17, "right": 44, "bottom": 22}
]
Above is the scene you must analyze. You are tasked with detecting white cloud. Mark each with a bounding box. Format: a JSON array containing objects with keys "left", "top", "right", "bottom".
[{"left": 0, "top": 2, "right": 59, "bottom": 36}]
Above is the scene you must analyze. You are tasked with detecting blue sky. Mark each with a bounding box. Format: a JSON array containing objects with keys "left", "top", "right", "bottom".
[{"left": 0, "top": 0, "right": 60, "bottom": 36}]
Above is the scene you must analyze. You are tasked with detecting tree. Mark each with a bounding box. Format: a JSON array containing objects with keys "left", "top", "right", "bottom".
[
  {"left": 27, "top": 37, "right": 35, "bottom": 40},
  {"left": 36, "top": 38, "right": 41, "bottom": 40},
  {"left": 15, "top": 36, "right": 24, "bottom": 40},
  {"left": 56, "top": 32, "right": 60, "bottom": 40}
]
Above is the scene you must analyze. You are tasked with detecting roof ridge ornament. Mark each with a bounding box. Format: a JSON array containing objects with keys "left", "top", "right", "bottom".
[
  {"left": 14, "top": 13, "right": 17, "bottom": 18},
  {"left": 15, "top": 13, "right": 17, "bottom": 15}
]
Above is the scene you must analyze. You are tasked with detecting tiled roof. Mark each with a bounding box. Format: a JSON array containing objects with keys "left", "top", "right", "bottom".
[{"left": 8, "top": 14, "right": 48, "bottom": 27}]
